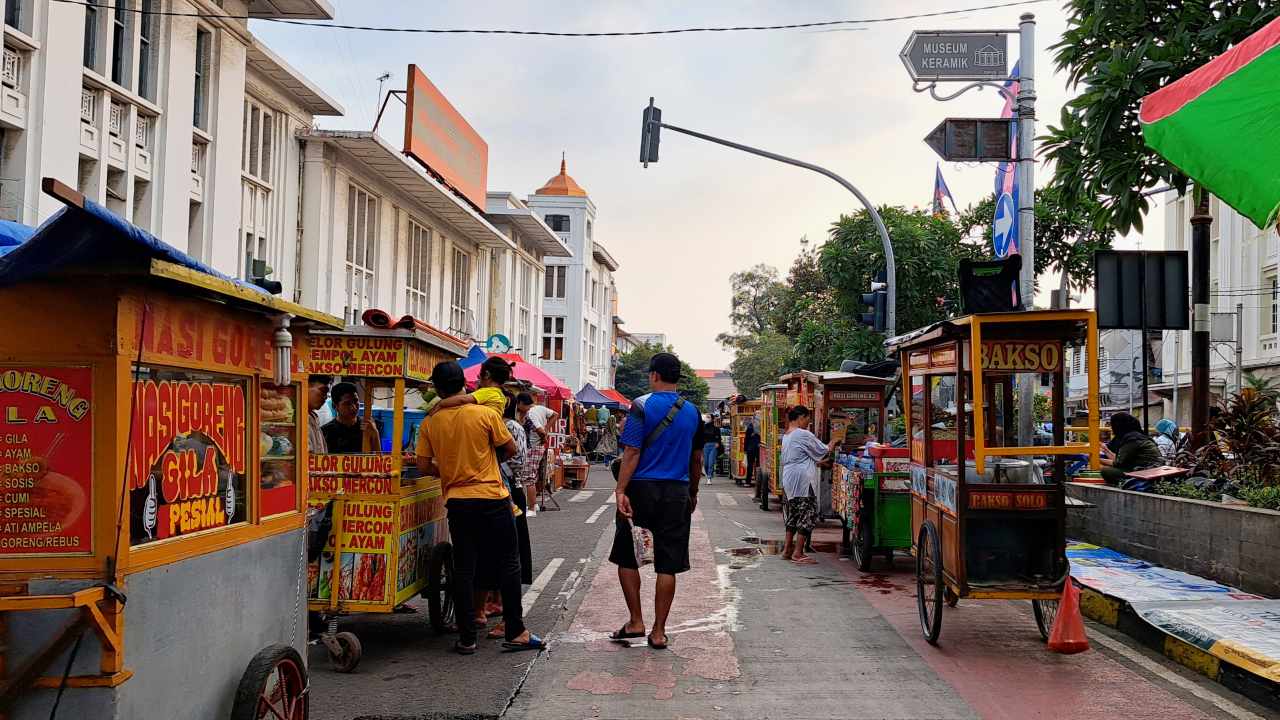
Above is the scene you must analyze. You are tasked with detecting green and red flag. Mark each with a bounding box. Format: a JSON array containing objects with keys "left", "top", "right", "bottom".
[{"left": 1140, "top": 16, "right": 1280, "bottom": 229}]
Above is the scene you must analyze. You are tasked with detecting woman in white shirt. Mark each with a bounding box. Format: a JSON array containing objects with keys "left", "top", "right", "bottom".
[{"left": 780, "top": 405, "right": 839, "bottom": 565}]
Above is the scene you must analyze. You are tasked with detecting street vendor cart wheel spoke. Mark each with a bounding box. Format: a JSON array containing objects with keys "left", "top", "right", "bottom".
[
  {"left": 916, "top": 522, "right": 944, "bottom": 645},
  {"left": 426, "top": 542, "right": 456, "bottom": 634},
  {"left": 1033, "top": 599, "right": 1059, "bottom": 642},
  {"left": 231, "top": 644, "right": 309, "bottom": 720},
  {"left": 852, "top": 504, "right": 874, "bottom": 572}
]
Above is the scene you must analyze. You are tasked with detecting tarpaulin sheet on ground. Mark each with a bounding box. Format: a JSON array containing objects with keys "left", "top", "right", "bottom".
[{"left": 1068, "top": 541, "right": 1280, "bottom": 680}]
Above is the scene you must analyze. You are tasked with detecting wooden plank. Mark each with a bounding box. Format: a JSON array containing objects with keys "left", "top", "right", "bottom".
[
  {"left": 0, "top": 588, "right": 103, "bottom": 611},
  {"left": 30, "top": 669, "right": 133, "bottom": 689},
  {"left": 147, "top": 259, "right": 344, "bottom": 328}
]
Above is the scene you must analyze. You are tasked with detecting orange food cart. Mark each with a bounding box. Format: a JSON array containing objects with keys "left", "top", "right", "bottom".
[
  {"left": 0, "top": 180, "right": 342, "bottom": 719},
  {"left": 729, "top": 397, "right": 762, "bottom": 485}
]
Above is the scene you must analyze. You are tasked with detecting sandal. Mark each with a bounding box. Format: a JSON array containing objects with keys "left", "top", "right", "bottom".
[
  {"left": 790, "top": 555, "right": 818, "bottom": 565},
  {"left": 454, "top": 641, "right": 477, "bottom": 655},
  {"left": 487, "top": 623, "right": 506, "bottom": 639},
  {"left": 609, "top": 625, "right": 646, "bottom": 642},
  {"left": 501, "top": 633, "right": 546, "bottom": 652},
  {"left": 647, "top": 634, "right": 669, "bottom": 650}
]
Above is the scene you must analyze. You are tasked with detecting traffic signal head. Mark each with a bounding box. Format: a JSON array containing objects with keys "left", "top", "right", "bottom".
[
  {"left": 858, "top": 279, "right": 888, "bottom": 333},
  {"left": 640, "top": 98, "right": 662, "bottom": 166}
]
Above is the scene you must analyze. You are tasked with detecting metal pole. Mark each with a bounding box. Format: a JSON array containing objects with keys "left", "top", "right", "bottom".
[
  {"left": 1016, "top": 12, "right": 1037, "bottom": 445},
  {"left": 1171, "top": 329, "right": 1180, "bottom": 427},
  {"left": 1128, "top": 335, "right": 1135, "bottom": 415},
  {"left": 1190, "top": 191, "right": 1211, "bottom": 448},
  {"left": 657, "top": 121, "right": 897, "bottom": 337},
  {"left": 1235, "top": 302, "right": 1244, "bottom": 394}
]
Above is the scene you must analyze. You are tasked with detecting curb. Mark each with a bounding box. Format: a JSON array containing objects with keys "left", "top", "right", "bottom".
[{"left": 1076, "top": 584, "right": 1280, "bottom": 712}]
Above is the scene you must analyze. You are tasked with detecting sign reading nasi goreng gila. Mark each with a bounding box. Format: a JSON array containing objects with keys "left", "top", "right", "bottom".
[
  {"left": 980, "top": 341, "right": 1062, "bottom": 373},
  {"left": 128, "top": 374, "right": 248, "bottom": 546},
  {"left": 0, "top": 367, "right": 94, "bottom": 556}
]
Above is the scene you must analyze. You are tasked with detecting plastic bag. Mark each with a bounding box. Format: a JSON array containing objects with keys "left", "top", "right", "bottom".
[{"left": 631, "top": 522, "right": 654, "bottom": 566}]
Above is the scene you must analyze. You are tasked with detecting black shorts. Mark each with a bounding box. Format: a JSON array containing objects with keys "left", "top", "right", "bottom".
[{"left": 608, "top": 480, "right": 692, "bottom": 575}]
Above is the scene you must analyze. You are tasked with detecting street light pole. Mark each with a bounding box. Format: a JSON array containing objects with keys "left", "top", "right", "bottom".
[
  {"left": 1016, "top": 12, "right": 1037, "bottom": 446},
  {"left": 645, "top": 116, "right": 897, "bottom": 336}
]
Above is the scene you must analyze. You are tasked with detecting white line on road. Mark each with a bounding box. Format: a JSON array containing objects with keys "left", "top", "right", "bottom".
[
  {"left": 716, "top": 493, "right": 738, "bottom": 506},
  {"left": 1091, "top": 629, "right": 1266, "bottom": 720},
  {"left": 521, "top": 557, "right": 564, "bottom": 610},
  {"left": 585, "top": 504, "right": 610, "bottom": 524},
  {"left": 569, "top": 491, "right": 595, "bottom": 503},
  {"left": 604, "top": 493, "right": 615, "bottom": 503}
]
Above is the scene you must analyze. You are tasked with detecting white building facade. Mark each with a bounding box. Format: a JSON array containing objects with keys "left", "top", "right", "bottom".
[{"left": 529, "top": 158, "right": 619, "bottom": 391}]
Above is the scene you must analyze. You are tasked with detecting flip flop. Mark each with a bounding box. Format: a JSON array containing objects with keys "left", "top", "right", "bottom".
[
  {"left": 487, "top": 623, "right": 506, "bottom": 639},
  {"left": 609, "top": 625, "right": 646, "bottom": 642},
  {"left": 454, "top": 641, "right": 477, "bottom": 655},
  {"left": 501, "top": 634, "right": 546, "bottom": 653},
  {"left": 790, "top": 555, "right": 818, "bottom": 565},
  {"left": 647, "top": 634, "right": 669, "bottom": 650}
]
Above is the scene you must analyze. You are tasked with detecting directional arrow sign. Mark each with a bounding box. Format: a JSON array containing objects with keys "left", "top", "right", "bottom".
[
  {"left": 901, "top": 31, "right": 1010, "bottom": 81},
  {"left": 924, "top": 118, "right": 1013, "bottom": 162}
]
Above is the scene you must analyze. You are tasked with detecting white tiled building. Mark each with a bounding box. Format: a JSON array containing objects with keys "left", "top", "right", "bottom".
[{"left": 530, "top": 158, "right": 620, "bottom": 391}]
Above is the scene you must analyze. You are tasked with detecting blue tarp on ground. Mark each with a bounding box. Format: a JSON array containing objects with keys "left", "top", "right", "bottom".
[
  {"left": 576, "top": 383, "right": 618, "bottom": 408},
  {"left": 0, "top": 198, "right": 269, "bottom": 296}
]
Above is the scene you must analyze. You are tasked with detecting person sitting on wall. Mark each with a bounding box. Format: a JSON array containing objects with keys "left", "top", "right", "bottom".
[
  {"left": 1099, "top": 412, "right": 1163, "bottom": 490},
  {"left": 322, "top": 381, "right": 381, "bottom": 454}
]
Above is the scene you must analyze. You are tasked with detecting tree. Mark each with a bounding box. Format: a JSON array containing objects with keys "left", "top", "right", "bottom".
[
  {"left": 1042, "top": 1, "right": 1280, "bottom": 233},
  {"left": 614, "top": 342, "right": 710, "bottom": 409},
  {"left": 716, "top": 264, "right": 787, "bottom": 351},
  {"left": 955, "top": 187, "right": 1116, "bottom": 293},
  {"left": 726, "top": 331, "right": 793, "bottom": 400},
  {"left": 822, "top": 206, "right": 983, "bottom": 348}
]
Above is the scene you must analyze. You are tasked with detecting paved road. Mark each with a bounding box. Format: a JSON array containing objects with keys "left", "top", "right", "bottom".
[{"left": 310, "top": 468, "right": 1272, "bottom": 720}]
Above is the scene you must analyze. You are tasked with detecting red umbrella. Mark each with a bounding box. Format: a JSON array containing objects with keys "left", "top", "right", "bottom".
[{"left": 463, "top": 353, "right": 573, "bottom": 402}]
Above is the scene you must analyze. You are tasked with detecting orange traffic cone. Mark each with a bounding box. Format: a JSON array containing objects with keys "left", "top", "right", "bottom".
[{"left": 1048, "top": 579, "right": 1089, "bottom": 654}]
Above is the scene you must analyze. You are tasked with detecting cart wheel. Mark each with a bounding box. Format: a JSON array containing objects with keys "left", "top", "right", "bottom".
[
  {"left": 852, "top": 512, "right": 874, "bottom": 572},
  {"left": 945, "top": 588, "right": 959, "bottom": 608},
  {"left": 915, "top": 521, "right": 944, "bottom": 645},
  {"left": 1033, "top": 599, "right": 1059, "bottom": 642},
  {"left": 231, "top": 644, "right": 308, "bottom": 720},
  {"left": 426, "top": 542, "right": 455, "bottom": 634},
  {"left": 328, "top": 631, "right": 361, "bottom": 673}
]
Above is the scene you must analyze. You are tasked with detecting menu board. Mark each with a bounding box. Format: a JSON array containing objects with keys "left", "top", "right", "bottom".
[
  {"left": 0, "top": 366, "right": 94, "bottom": 556},
  {"left": 127, "top": 368, "right": 249, "bottom": 546}
]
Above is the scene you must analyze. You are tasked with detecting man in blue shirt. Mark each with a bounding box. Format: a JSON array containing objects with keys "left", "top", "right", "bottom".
[{"left": 608, "top": 352, "right": 705, "bottom": 650}]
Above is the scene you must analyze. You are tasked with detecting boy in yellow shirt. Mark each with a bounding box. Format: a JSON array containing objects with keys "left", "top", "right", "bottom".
[{"left": 432, "top": 356, "right": 512, "bottom": 416}]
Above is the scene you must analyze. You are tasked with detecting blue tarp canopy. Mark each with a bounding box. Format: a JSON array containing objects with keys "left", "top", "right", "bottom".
[
  {"left": 0, "top": 219, "right": 35, "bottom": 257},
  {"left": 576, "top": 382, "right": 618, "bottom": 408}
]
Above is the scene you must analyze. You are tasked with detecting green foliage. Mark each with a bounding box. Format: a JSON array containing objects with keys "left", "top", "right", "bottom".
[
  {"left": 716, "top": 264, "right": 787, "bottom": 349},
  {"left": 822, "top": 205, "right": 982, "bottom": 336},
  {"left": 1043, "top": 1, "right": 1280, "bottom": 233},
  {"left": 1154, "top": 480, "right": 1219, "bottom": 502},
  {"left": 726, "top": 331, "right": 793, "bottom": 400},
  {"left": 1179, "top": 384, "right": 1280, "bottom": 490},
  {"left": 1239, "top": 483, "right": 1280, "bottom": 511},
  {"left": 614, "top": 342, "right": 710, "bottom": 409},
  {"left": 956, "top": 187, "right": 1116, "bottom": 293}
]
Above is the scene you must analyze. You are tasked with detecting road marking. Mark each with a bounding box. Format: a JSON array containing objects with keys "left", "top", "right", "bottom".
[
  {"left": 604, "top": 494, "right": 615, "bottom": 503},
  {"left": 521, "top": 557, "right": 564, "bottom": 610},
  {"left": 716, "top": 493, "right": 738, "bottom": 506},
  {"left": 1091, "top": 629, "right": 1266, "bottom": 720},
  {"left": 569, "top": 491, "right": 595, "bottom": 503},
  {"left": 585, "top": 504, "right": 610, "bottom": 524}
]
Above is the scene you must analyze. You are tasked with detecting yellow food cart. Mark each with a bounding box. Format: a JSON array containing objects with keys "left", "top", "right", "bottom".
[
  {"left": 305, "top": 323, "right": 465, "bottom": 672},
  {"left": 729, "top": 397, "right": 762, "bottom": 486},
  {"left": 0, "top": 179, "right": 341, "bottom": 719},
  {"left": 756, "top": 383, "right": 788, "bottom": 511}
]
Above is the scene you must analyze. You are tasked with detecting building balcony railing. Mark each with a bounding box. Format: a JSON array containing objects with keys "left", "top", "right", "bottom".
[{"left": 1, "top": 46, "right": 19, "bottom": 88}]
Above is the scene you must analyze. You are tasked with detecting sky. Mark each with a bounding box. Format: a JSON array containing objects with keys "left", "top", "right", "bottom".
[{"left": 253, "top": 0, "right": 1160, "bottom": 369}]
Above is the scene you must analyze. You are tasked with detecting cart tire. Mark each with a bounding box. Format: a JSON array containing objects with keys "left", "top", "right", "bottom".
[
  {"left": 328, "top": 631, "right": 361, "bottom": 673},
  {"left": 231, "top": 644, "right": 309, "bottom": 720},
  {"left": 852, "top": 513, "right": 874, "bottom": 572},
  {"left": 1033, "top": 599, "right": 1059, "bottom": 642},
  {"left": 426, "top": 542, "right": 455, "bottom": 635},
  {"left": 915, "top": 522, "right": 944, "bottom": 645}
]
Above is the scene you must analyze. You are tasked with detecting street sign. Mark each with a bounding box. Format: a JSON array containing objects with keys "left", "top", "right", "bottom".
[
  {"left": 924, "top": 118, "right": 1013, "bottom": 162},
  {"left": 900, "top": 31, "right": 1010, "bottom": 81}
]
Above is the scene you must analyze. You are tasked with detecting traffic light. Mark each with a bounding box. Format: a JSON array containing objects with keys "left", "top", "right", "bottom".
[
  {"left": 640, "top": 98, "right": 662, "bottom": 166},
  {"left": 858, "top": 271, "right": 888, "bottom": 333}
]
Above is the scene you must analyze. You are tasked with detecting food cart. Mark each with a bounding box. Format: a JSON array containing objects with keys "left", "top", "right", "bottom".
[
  {"left": 305, "top": 322, "right": 466, "bottom": 672},
  {"left": 890, "top": 310, "right": 1101, "bottom": 645},
  {"left": 756, "top": 384, "right": 788, "bottom": 510},
  {"left": 801, "top": 371, "right": 907, "bottom": 570},
  {"left": 0, "top": 179, "right": 342, "bottom": 719},
  {"left": 729, "top": 398, "right": 762, "bottom": 486}
]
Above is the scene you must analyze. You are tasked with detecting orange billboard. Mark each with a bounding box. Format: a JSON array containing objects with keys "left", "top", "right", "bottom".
[{"left": 403, "top": 64, "right": 488, "bottom": 210}]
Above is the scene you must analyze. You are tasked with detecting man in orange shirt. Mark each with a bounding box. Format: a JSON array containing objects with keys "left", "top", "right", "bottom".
[{"left": 416, "top": 360, "right": 543, "bottom": 655}]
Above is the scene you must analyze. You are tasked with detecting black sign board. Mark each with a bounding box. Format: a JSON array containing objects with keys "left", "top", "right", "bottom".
[
  {"left": 1095, "top": 251, "right": 1189, "bottom": 330},
  {"left": 924, "top": 118, "right": 1013, "bottom": 162}
]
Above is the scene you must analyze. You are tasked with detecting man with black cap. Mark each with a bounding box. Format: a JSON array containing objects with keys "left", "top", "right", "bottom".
[
  {"left": 415, "top": 360, "right": 544, "bottom": 655},
  {"left": 609, "top": 351, "right": 705, "bottom": 651}
]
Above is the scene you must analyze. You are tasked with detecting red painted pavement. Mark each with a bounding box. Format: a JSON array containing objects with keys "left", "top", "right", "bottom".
[{"left": 823, "top": 543, "right": 1219, "bottom": 720}]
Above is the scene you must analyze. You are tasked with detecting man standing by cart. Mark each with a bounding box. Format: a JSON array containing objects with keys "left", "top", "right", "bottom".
[
  {"left": 609, "top": 352, "right": 705, "bottom": 650},
  {"left": 416, "top": 360, "right": 544, "bottom": 655}
]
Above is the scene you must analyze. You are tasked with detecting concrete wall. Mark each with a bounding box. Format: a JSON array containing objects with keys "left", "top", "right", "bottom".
[
  {"left": 9, "top": 530, "right": 306, "bottom": 720},
  {"left": 1066, "top": 483, "right": 1280, "bottom": 598}
]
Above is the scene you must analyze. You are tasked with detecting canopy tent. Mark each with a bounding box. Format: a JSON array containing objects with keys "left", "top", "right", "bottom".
[
  {"left": 600, "top": 387, "right": 631, "bottom": 409},
  {"left": 1140, "top": 15, "right": 1280, "bottom": 228},
  {"left": 576, "top": 383, "right": 618, "bottom": 408},
  {"left": 463, "top": 352, "right": 572, "bottom": 402},
  {"left": 0, "top": 219, "right": 35, "bottom": 257}
]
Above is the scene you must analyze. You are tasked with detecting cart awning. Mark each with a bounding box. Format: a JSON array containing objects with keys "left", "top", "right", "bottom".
[
  {"left": 599, "top": 388, "right": 631, "bottom": 409},
  {"left": 0, "top": 178, "right": 342, "bottom": 327},
  {"left": 576, "top": 383, "right": 618, "bottom": 408}
]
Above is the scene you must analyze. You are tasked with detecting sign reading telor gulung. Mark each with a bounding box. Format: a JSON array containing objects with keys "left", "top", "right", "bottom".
[{"left": 900, "top": 31, "right": 1010, "bottom": 81}]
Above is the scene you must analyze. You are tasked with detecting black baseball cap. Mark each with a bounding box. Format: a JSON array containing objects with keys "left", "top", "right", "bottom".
[{"left": 430, "top": 360, "right": 466, "bottom": 394}]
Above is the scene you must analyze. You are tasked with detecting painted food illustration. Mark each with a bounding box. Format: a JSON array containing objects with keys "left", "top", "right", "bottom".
[
  {"left": 339, "top": 553, "right": 386, "bottom": 601},
  {"left": 22, "top": 466, "right": 88, "bottom": 536}
]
